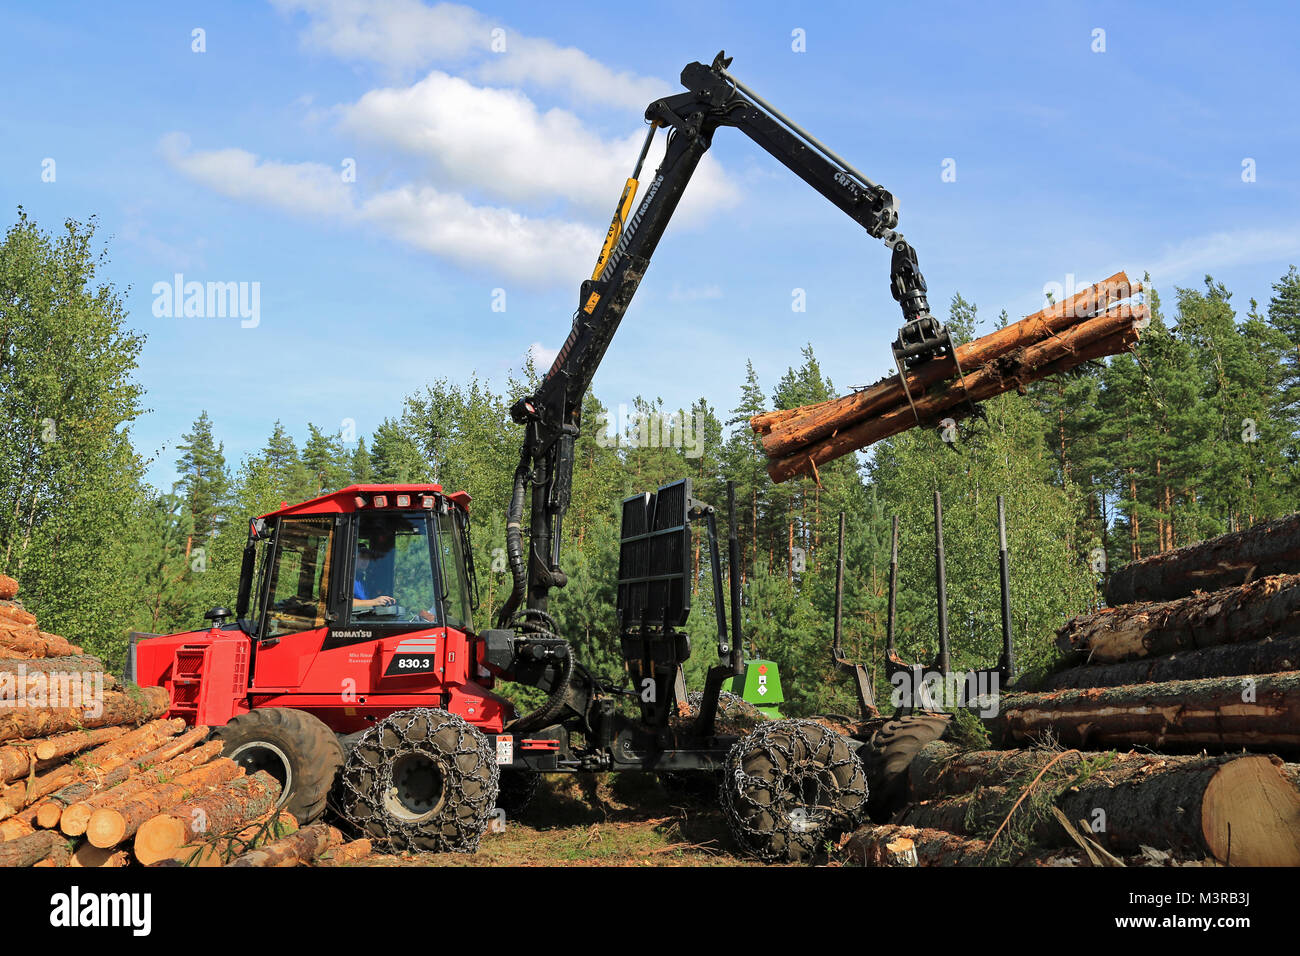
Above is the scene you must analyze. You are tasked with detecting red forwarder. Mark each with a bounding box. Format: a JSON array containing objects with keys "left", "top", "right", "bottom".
[{"left": 135, "top": 484, "right": 519, "bottom": 825}]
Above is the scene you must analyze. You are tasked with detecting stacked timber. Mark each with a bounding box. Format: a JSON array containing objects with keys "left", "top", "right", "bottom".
[
  {"left": 751, "top": 273, "right": 1144, "bottom": 483},
  {"left": 1024, "top": 516, "right": 1300, "bottom": 749},
  {"left": 0, "top": 573, "right": 367, "bottom": 868},
  {"left": 846, "top": 742, "right": 1300, "bottom": 867},
  {"left": 0, "top": 575, "right": 265, "bottom": 866},
  {"left": 846, "top": 516, "right": 1300, "bottom": 867}
]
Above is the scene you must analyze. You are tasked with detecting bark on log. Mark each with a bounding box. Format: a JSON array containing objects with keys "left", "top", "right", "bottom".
[
  {"left": 316, "top": 838, "right": 373, "bottom": 867},
  {"left": 1057, "top": 573, "right": 1300, "bottom": 663},
  {"left": 61, "top": 737, "right": 222, "bottom": 837},
  {"left": 0, "top": 717, "right": 185, "bottom": 817},
  {"left": 844, "top": 823, "right": 992, "bottom": 866},
  {"left": 171, "top": 810, "right": 298, "bottom": 867},
  {"left": 767, "top": 317, "right": 1141, "bottom": 483},
  {"left": 0, "top": 661, "right": 111, "bottom": 700},
  {"left": 894, "top": 789, "right": 1009, "bottom": 834},
  {"left": 133, "top": 770, "right": 282, "bottom": 865},
  {"left": 86, "top": 757, "right": 242, "bottom": 849},
  {"left": 229, "top": 823, "right": 342, "bottom": 867},
  {"left": 902, "top": 744, "right": 1300, "bottom": 865},
  {"left": 995, "top": 671, "right": 1300, "bottom": 752},
  {"left": 1039, "top": 633, "right": 1300, "bottom": 690},
  {"left": 0, "top": 625, "right": 80, "bottom": 659},
  {"left": 38, "top": 725, "right": 207, "bottom": 829},
  {"left": 0, "top": 655, "right": 103, "bottom": 680},
  {"left": 1107, "top": 512, "right": 1300, "bottom": 606},
  {"left": 754, "top": 272, "right": 1138, "bottom": 450},
  {"left": 0, "top": 685, "right": 169, "bottom": 743},
  {"left": 32, "top": 724, "right": 128, "bottom": 763},
  {"left": 0, "top": 604, "right": 37, "bottom": 628},
  {"left": 0, "top": 828, "right": 64, "bottom": 867},
  {"left": 32, "top": 840, "right": 74, "bottom": 867},
  {"left": 0, "top": 575, "right": 16, "bottom": 601}
]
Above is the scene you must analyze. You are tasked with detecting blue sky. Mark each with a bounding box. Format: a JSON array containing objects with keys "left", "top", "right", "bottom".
[{"left": 3, "top": 0, "right": 1298, "bottom": 492}]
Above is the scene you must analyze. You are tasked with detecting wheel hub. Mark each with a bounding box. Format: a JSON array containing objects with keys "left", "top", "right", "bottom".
[
  {"left": 228, "top": 741, "right": 293, "bottom": 807},
  {"left": 384, "top": 752, "right": 446, "bottom": 822}
]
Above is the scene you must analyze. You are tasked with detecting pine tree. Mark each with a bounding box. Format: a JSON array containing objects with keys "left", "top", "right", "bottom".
[{"left": 174, "top": 410, "right": 229, "bottom": 542}]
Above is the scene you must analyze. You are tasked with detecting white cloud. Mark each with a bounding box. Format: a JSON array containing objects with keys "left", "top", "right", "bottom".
[
  {"left": 339, "top": 71, "right": 738, "bottom": 216},
  {"left": 1143, "top": 228, "right": 1300, "bottom": 286},
  {"left": 527, "top": 341, "right": 560, "bottom": 369},
  {"left": 271, "top": 0, "right": 665, "bottom": 109},
  {"left": 160, "top": 134, "right": 597, "bottom": 282}
]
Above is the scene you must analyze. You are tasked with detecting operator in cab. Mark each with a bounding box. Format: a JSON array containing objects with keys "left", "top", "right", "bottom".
[{"left": 352, "top": 548, "right": 396, "bottom": 611}]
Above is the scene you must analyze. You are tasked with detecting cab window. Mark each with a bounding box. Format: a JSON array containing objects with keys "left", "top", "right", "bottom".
[
  {"left": 351, "top": 513, "right": 440, "bottom": 625},
  {"left": 261, "top": 517, "right": 334, "bottom": 638}
]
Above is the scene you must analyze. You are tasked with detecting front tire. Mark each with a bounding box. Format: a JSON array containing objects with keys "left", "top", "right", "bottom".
[
  {"left": 333, "top": 709, "right": 499, "bottom": 853},
  {"left": 721, "top": 719, "right": 867, "bottom": 863},
  {"left": 215, "top": 707, "right": 343, "bottom": 825}
]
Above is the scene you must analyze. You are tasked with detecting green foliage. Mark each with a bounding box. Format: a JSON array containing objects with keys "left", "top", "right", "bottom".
[{"left": 0, "top": 210, "right": 147, "bottom": 663}]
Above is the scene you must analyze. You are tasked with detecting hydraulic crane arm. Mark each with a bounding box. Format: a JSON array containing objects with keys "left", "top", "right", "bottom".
[{"left": 497, "top": 52, "right": 950, "bottom": 627}]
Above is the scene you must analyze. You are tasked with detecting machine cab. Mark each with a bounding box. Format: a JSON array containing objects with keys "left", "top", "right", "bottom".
[
  {"left": 135, "top": 483, "right": 505, "bottom": 734},
  {"left": 240, "top": 484, "right": 476, "bottom": 645}
]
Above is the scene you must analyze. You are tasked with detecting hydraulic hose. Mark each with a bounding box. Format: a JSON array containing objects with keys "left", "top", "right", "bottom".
[{"left": 496, "top": 451, "right": 531, "bottom": 628}]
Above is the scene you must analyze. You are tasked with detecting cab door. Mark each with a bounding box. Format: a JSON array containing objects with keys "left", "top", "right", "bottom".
[{"left": 251, "top": 515, "right": 342, "bottom": 690}]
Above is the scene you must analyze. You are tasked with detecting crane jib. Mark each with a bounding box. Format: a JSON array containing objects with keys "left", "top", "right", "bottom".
[{"left": 598, "top": 174, "right": 663, "bottom": 283}]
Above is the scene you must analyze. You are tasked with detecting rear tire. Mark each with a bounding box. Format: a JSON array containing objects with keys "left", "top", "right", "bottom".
[
  {"left": 215, "top": 707, "right": 343, "bottom": 825},
  {"left": 721, "top": 719, "right": 867, "bottom": 863},
  {"left": 861, "top": 713, "right": 952, "bottom": 821},
  {"left": 333, "top": 709, "right": 498, "bottom": 853}
]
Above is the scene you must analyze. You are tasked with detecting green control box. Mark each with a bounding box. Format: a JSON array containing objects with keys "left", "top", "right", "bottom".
[{"left": 729, "top": 658, "right": 783, "bottom": 718}]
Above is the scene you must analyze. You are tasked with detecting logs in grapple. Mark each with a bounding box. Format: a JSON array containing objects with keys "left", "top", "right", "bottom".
[
  {"left": 752, "top": 273, "right": 1144, "bottom": 483},
  {"left": 1106, "top": 511, "right": 1300, "bottom": 606}
]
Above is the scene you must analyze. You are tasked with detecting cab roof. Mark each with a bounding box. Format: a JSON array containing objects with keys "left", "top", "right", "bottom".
[{"left": 260, "top": 484, "right": 472, "bottom": 520}]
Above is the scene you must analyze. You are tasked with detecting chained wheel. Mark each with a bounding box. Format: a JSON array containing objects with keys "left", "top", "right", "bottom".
[
  {"left": 721, "top": 718, "right": 867, "bottom": 863},
  {"left": 332, "top": 709, "right": 499, "bottom": 853}
]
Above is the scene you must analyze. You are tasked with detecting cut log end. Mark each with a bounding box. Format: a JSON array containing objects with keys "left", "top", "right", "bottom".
[
  {"left": 1203, "top": 756, "right": 1300, "bottom": 866},
  {"left": 133, "top": 814, "right": 189, "bottom": 866},
  {"left": 86, "top": 808, "right": 128, "bottom": 850}
]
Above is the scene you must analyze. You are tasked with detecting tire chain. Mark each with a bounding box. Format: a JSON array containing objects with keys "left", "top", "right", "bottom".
[
  {"left": 720, "top": 718, "right": 868, "bottom": 862},
  {"left": 332, "top": 708, "right": 499, "bottom": 853}
]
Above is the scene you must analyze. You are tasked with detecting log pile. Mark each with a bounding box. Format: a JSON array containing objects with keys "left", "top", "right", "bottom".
[
  {"left": 846, "top": 513, "right": 1300, "bottom": 867},
  {"left": 751, "top": 273, "right": 1144, "bottom": 483},
  {"left": 0, "top": 574, "right": 371, "bottom": 868},
  {"left": 846, "top": 742, "right": 1300, "bottom": 867}
]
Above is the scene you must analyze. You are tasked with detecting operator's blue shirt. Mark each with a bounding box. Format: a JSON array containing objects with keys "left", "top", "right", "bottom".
[{"left": 353, "top": 578, "right": 369, "bottom": 600}]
